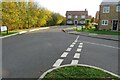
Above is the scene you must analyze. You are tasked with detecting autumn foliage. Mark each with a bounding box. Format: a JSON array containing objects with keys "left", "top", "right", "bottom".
[{"left": 2, "top": 2, "right": 65, "bottom": 31}]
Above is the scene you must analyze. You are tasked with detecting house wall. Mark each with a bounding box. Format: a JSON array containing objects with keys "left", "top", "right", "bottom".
[
  {"left": 99, "top": 4, "right": 119, "bottom": 30},
  {"left": 66, "top": 11, "right": 88, "bottom": 25}
]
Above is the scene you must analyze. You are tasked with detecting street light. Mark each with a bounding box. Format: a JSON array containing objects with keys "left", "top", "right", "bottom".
[{"left": 26, "top": 0, "right": 29, "bottom": 29}]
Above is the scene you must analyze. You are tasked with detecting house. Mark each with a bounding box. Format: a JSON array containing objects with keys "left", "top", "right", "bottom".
[
  {"left": 95, "top": 11, "right": 99, "bottom": 23},
  {"left": 86, "top": 15, "right": 92, "bottom": 22},
  {"left": 66, "top": 9, "right": 88, "bottom": 25},
  {"left": 99, "top": 0, "right": 120, "bottom": 31}
]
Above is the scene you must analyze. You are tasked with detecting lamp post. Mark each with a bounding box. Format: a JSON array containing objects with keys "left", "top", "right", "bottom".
[{"left": 26, "top": 0, "right": 29, "bottom": 29}]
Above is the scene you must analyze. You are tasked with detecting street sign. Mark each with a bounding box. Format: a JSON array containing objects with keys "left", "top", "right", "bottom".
[{"left": 0, "top": 26, "right": 8, "bottom": 32}]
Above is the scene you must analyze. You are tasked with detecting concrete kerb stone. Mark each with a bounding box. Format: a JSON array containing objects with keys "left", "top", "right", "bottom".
[
  {"left": 38, "top": 64, "right": 120, "bottom": 80},
  {"left": 62, "top": 29, "right": 119, "bottom": 42},
  {"left": 0, "top": 27, "right": 50, "bottom": 39}
]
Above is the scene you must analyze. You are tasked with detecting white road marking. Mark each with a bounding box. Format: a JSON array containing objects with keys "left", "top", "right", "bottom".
[
  {"left": 78, "top": 45, "right": 83, "bottom": 48},
  {"left": 74, "top": 53, "right": 80, "bottom": 59},
  {"left": 77, "top": 48, "right": 82, "bottom": 52},
  {"left": 74, "top": 35, "right": 79, "bottom": 42},
  {"left": 70, "top": 44, "right": 74, "bottom": 47},
  {"left": 80, "top": 43, "right": 83, "bottom": 45},
  {"left": 74, "top": 40, "right": 77, "bottom": 43},
  {"left": 76, "top": 35, "right": 79, "bottom": 40},
  {"left": 61, "top": 52, "right": 69, "bottom": 57},
  {"left": 83, "top": 41, "right": 120, "bottom": 49},
  {"left": 72, "top": 42, "right": 76, "bottom": 45},
  {"left": 66, "top": 48, "right": 72, "bottom": 51},
  {"left": 53, "top": 59, "right": 64, "bottom": 67},
  {"left": 71, "top": 60, "right": 79, "bottom": 65}
]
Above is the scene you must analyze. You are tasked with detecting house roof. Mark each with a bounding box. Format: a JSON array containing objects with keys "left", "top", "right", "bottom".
[
  {"left": 101, "top": 0, "right": 120, "bottom": 5},
  {"left": 66, "top": 10, "right": 88, "bottom": 16}
]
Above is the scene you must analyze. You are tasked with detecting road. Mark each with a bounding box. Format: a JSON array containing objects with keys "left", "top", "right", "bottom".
[{"left": 2, "top": 26, "right": 119, "bottom": 79}]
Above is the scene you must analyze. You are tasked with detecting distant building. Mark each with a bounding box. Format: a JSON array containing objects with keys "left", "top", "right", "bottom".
[
  {"left": 86, "top": 15, "right": 92, "bottom": 22},
  {"left": 99, "top": 0, "right": 120, "bottom": 31},
  {"left": 95, "top": 11, "right": 99, "bottom": 23},
  {"left": 66, "top": 9, "right": 88, "bottom": 25}
]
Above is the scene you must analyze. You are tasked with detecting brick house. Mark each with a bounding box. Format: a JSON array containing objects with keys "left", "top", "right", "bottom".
[
  {"left": 95, "top": 11, "right": 99, "bottom": 23},
  {"left": 66, "top": 9, "right": 88, "bottom": 25},
  {"left": 99, "top": 0, "right": 120, "bottom": 31}
]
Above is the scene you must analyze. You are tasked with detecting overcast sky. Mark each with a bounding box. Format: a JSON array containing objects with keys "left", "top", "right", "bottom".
[{"left": 35, "top": 0, "right": 102, "bottom": 17}]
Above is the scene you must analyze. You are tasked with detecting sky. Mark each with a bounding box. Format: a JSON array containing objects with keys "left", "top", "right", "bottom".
[{"left": 34, "top": 0, "right": 103, "bottom": 17}]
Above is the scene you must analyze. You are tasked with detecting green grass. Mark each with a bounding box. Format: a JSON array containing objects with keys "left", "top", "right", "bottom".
[
  {"left": 42, "top": 66, "right": 120, "bottom": 80},
  {"left": 77, "top": 29, "right": 120, "bottom": 36},
  {"left": 1, "top": 31, "right": 17, "bottom": 36}
]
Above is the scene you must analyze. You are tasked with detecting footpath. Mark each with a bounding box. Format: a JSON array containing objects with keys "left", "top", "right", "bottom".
[{"left": 63, "top": 28, "right": 119, "bottom": 42}]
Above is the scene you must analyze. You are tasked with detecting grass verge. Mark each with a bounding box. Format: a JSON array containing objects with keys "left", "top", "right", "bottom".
[
  {"left": 1, "top": 31, "right": 17, "bottom": 36},
  {"left": 76, "top": 28, "right": 120, "bottom": 36},
  {"left": 42, "top": 66, "right": 119, "bottom": 80}
]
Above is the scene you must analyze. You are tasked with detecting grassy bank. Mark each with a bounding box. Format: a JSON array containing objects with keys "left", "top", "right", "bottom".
[
  {"left": 76, "top": 28, "right": 120, "bottom": 36},
  {"left": 1, "top": 31, "right": 17, "bottom": 36},
  {"left": 42, "top": 66, "right": 119, "bottom": 80}
]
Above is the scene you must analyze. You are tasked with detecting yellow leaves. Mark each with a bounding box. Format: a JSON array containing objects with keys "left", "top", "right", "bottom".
[{"left": 2, "top": 2, "right": 65, "bottom": 30}]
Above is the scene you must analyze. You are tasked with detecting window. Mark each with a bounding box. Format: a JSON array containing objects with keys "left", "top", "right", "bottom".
[
  {"left": 101, "top": 20, "right": 108, "bottom": 25},
  {"left": 116, "top": 6, "right": 120, "bottom": 12},
  {"left": 81, "top": 15, "right": 85, "bottom": 19},
  {"left": 75, "top": 15, "right": 78, "bottom": 18},
  {"left": 103, "top": 6, "right": 110, "bottom": 13},
  {"left": 68, "top": 15, "right": 72, "bottom": 19},
  {"left": 80, "top": 20, "right": 85, "bottom": 24},
  {"left": 67, "top": 20, "right": 72, "bottom": 24}
]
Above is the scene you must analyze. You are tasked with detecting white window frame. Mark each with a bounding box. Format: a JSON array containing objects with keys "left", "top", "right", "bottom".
[
  {"left": 80, "top": 21, "right": 85, "bottom": 24},
  {"left": 103, "top": 6, "right": 110, "bottom": 13},
  {"left": 116, "top": 6, "right": 120, "bottom": 12},
  {"left": 81, "top": 15, "right": 85, "bottom": 19},
  {"left": 67, "top": 20, "right": 72, "bottom": 24},
  {"left": 75, "top": 15, "right": 78, "bottom": 18},
  {"left": 68, "top": 15, "right": 72, "bottom": 19},
  {"left": 101, "top": 20, "right": 108, "bottom": 25}
]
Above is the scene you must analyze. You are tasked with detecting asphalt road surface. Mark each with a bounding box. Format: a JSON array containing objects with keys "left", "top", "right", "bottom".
[{"left": 2, "top": 26, "right": 119, "bottom": 79}]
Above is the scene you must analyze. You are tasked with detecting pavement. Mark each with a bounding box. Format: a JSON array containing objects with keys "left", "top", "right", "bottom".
[{"left": 63, "top": 29, "right": 119, "bottom": 41}]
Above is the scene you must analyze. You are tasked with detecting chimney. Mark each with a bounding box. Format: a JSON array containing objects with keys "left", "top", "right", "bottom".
[{"left": 85, "top": 9, "right": 87, "bottom": 11}]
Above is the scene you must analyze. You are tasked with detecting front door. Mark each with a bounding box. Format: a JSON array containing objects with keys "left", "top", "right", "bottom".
[
  {"left": 74, "top": 20, "right": 78, "bottom": 25},
  {"left": 112, "top": 20, "right": 118, "bottom": 30}
]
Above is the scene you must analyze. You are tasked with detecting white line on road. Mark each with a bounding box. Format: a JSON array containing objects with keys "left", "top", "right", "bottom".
[
  {"left": 71, "top": 60, "right": 79, "bottom": 65},
  {"left": 83, "top": 41, "right": 120, "bottom": 49},
  {"left": 76, "top": 48, "right": 82, "bottom": 52},
  {"left": 78, "top": 45, "right": 83, "bottom": 48},
  {"left": 72, "top": 42, "right": 76, "bottom": 45},
  {"left": 80, "top": 43, "right": 83, "bottom": 45},
  {"left": 66, "top": 48, "right": 72, "bottom": 52},
  {"left": 74, "top": 53, "right": 80, "bottom": 59},
  {"left": 70, "top": 44, "right": 74, "bottom": 48},
  {"left": 61, "top": 52, "right": 69, "bottom": 57},
  {"left": 53, "top": 59, "right": 64, "bottom": 67},
  {"left": 74, "top": 35, "right": 79, "bottom": 42}
]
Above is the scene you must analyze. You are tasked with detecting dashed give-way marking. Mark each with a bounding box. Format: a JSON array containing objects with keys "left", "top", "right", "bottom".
[
  {"left": 66, "top": 48, "right": 72, "bottom": 52},
  {"left": 71, "top": 60, "right": 79, "bottom": 65},
  {"left": 77, "top": 48, "right": 82, "bottom": 52},
  {"left": 61, "top": 52, "right": 69, "bottom": 57},
  {"left": 70, "top": 44, "right": 74, "bottom": 48},
  {"left": 74, "top": 53, "right": 80, "bottom": 59},
  {"left": 78, "top": 45, "right": 83, "bottom": 48},
  {"left": 72, "top": 42, "right": 76, "bottom": 45},
  {"left": 53, "top": 59, "right": 64, "bottom": 67}
]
